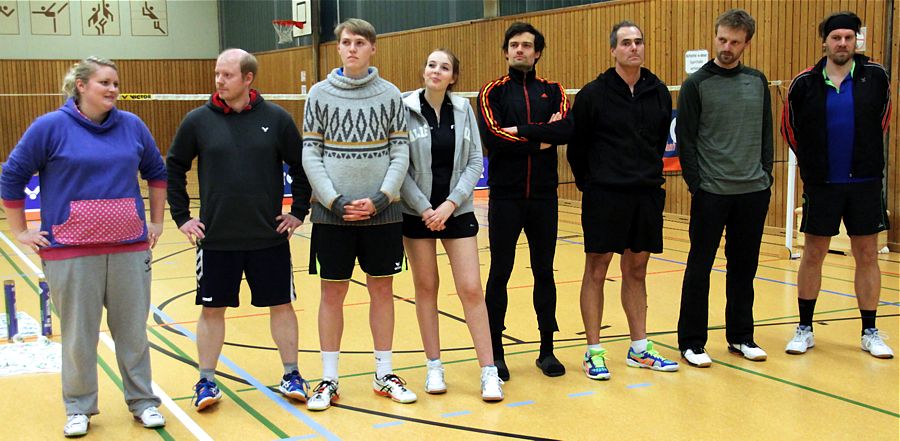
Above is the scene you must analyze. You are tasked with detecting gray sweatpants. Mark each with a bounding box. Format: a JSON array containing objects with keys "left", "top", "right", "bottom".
[{"left": 44, "top": 250, "right": 161, "bottom": 416}]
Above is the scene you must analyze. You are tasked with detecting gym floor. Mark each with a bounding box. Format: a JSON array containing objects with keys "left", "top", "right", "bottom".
[{"left": 0, "top": 198, "right": 897, "bottom": 440}]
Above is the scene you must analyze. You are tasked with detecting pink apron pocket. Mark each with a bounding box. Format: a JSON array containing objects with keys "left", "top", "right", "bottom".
[{"left": 52, "top": 198, "right": 144, "bottom": 245}]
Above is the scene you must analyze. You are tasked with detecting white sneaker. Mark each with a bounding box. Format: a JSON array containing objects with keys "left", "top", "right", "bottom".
[
  {"left": 728, "top": 341, "right": 767, "bottom": 361},
  {"left": 424, "top": 365, "right": 446, "bottom": 394},
  {"left": 307, "top": 379, "right": 339, "bottom": 411},
  {"left": 64, "top": 414, "right": 90, "bottom": 438},
  {"left": 785, "top": 326, "right": 815, "bottom": 354},
  {"left": 681, "top": 348, "right": 712, "bottom": 368},
  {"left": 373, "top": 373, "right": 417, "bottom": 404},
  {"left": 481, "top": 366, "right": 504, "bottom": 402},
  {"left": 136, "top": 406, "right": 166, "bottom": 428},
  {"left": 862, "top": 328, "right": 894, "bottom": 359}
]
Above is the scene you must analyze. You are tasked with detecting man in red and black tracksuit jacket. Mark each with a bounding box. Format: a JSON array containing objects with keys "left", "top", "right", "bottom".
[
  {"left": 477, "top": 22, "right": 572, "bottom": 381},
  {"left": 780, "top": 12, "right": 893, "bottom": 359}
]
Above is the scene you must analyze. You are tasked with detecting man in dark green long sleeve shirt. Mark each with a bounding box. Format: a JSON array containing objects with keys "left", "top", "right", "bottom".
[{"left": 675, "top": 9, "right": 774, "bottom": 367}]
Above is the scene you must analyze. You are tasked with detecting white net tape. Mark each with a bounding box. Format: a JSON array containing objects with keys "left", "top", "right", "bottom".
[{"left": 0, "top": 83, "right": 785, "bottom": 102}]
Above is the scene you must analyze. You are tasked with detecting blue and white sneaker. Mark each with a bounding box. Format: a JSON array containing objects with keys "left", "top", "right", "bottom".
[
  {"left": 582, "top": 348, "right": 611, "bottom": 380},
  {"left": 626, "top": 341, "right": 679, "bottom": 371},
  {"left": 193, "top": 378, "right": 222, "bottom": 411},
  {"left": 278, "top": 370, "right": 310, "bottom": 402}
]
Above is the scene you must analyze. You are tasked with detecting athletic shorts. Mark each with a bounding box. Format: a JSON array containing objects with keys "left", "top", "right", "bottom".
[
  {"left": 401, "top": 212, "right": 479, "bottom": 239},
  {"left": 800, "top": 181, "right": 889, "bottom": 236},
  {"left": 309, "top": 223, "right": 405, "bottom": 281},
  {"left": 196, "top": 242, "right": 295, "bottom": 308},
  {"left": 581, "top": 186, "right": 665, "bottom": 254}
]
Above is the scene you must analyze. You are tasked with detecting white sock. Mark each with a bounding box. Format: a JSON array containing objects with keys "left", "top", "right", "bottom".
[
  {"left": 426, "top": 358, "right": 442, "bottom": 370},
  {"left": 631, "top": 339, "right": 648, "bottom": 354},
  {"left": 321, "top": 351, "right": 339, "bottom": 381},
  {"left": 482, "top": 365, "right": 498, "bottom": 377},
  {"left": 587, "top": 343, "right": 602, "bottom": 354},
  {"left": 374, "top": 350, "right": 392, "bottom": 379}
]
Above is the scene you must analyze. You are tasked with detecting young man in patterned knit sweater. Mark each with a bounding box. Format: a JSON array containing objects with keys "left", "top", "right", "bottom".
[{"left": 301, "top": 18, "right": 413, "bottom": 411}]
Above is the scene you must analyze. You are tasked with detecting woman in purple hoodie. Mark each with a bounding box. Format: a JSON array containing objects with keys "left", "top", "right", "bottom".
[{"left": 1, "top": 57, "right": 167, "bottom": 437}]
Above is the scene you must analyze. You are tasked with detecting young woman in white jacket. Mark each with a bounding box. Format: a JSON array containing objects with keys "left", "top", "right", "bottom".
[{"left": 400, "top": 49, "right": 503, "bottom": 401}]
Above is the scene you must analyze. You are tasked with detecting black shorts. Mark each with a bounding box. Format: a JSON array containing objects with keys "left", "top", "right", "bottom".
[
  {"left": 401, "top": 212, "right": 479, "bottom": 239},
  {"left": 196, "top": 242, "right": 295, "bottom": 308},
  {"left": 800, "top": 181, "right": 889, "bottom": 236},
  {"left": 582, "top": 186, "right": 665, "bottom": 254},
  {"left": 310, "top": 223, "right": 405, "bottom": 280}
]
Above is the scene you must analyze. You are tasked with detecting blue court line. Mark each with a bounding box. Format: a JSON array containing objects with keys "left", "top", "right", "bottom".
[
  {"left": 752, "top": 275, "right": 899, "bottom": 306},
  {"left": 279, "top": 435, "right": 317, "bottom": 441},
  {"left": 626, "top": 383, "right": 652, "bottom": 389},
  {"left": 151, "top": 306, "right": 340, "bottom": 441},
  {"left": 567, "top": 391, "right": 595, "bottom": 398},
  {"left": 506, "top": 400, "right": 535, "bottom": 408},
  {"left": 650, "top": 256, "right": 899, "bottom": 307},
  {"left": 373, "top": 421, "right": 404, "bottom": 429},
  {"left": 441, "top": 410, "right": 472, "bottom": 418}
]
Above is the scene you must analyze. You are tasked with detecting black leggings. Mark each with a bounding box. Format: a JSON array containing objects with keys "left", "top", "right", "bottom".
[{"left": 485, "top": 197, "right": 559, "bottom": 358}]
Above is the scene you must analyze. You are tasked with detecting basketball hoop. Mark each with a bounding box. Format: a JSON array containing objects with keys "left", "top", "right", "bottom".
[{"left": 272, "top": 20, "right": 305, "bottom": 44}]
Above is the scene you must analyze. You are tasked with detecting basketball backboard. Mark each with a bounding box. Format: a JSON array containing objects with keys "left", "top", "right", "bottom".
[{"left": 291, "top": 0, "right": 311, "bottom": 37}]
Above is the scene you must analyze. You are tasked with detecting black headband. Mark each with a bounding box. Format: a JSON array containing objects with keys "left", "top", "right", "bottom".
[{"left": 822, "top": 15, "right": 861, "bottom": 39}]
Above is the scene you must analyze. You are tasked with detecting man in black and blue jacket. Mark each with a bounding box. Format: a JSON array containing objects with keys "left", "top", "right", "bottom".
[{"left": 781, "top": 11, "right": 893, "bottom": 359}]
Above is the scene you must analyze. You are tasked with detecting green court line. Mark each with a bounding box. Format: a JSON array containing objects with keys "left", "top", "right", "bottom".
[
  {"left": 146, "top": 326, "right": 291, "bottom": 439},
  {"left": 651, "top": 341, "right": 899, "bottom": 418},
  {"left": 0, "top": 246, "right": 40, "bottom": 293},
  {"left": 97, "top": 355, "right": 175, "bottom": 441}
]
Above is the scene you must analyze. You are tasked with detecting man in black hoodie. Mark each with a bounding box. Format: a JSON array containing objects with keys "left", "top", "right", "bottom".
[
  {"left": 567, "top": 21, "right": 679, "bottom": 381},
  {"left": 477, "top": 22, "right": 572, "bottom": 380},
  {"left": 167, "top": 49, "right": 313, "bottom": 410}
]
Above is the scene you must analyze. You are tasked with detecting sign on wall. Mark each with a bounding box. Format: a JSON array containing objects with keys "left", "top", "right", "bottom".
[
  {"left": 30, "top": 1, "right": 71, "bottom": 35},
  {"left": 857, "top": 27, "right": 866, "bottom": 52},
  {"left": 132, "top": 0, "right": 167, "bottom": 36},
  {"left": 81, "top": 0, "right": 119, "bottom": 36},
  {"left": 684, "top": 49, "right": 708, "bottom": 74},
  {"left": 0, "top": 1, "right": 19, "bottom": 35}
]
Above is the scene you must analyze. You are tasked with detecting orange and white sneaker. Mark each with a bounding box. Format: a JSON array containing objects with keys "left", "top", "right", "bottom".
[
  {"left": 373, "top": 374, "right": 417, "bottom": 404},
  {"left": 307, "top": 380, "right": 339, "bottom": 411}
]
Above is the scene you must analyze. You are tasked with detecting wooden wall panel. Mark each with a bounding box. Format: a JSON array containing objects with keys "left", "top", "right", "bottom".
[{"left": 0, "top": 59, "right": 214, "bottom": 163}]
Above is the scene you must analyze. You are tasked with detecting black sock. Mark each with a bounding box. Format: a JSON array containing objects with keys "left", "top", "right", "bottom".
[
  {"left": 798, "top": 298, "right": 817, "bottom": 328},
  {"left": 491, "top": 331, "right": 505, "bottom": 360},
  {"left": 539, "top": 331, "right": 555, "bottom": 359},
  {"left": 860, "top": 310, "right": 877, "bottom": 334}
]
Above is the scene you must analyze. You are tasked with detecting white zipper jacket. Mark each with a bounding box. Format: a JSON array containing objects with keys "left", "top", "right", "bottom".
[{"left": 400, "top": 89, "right": 484, "bottom": 216}]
